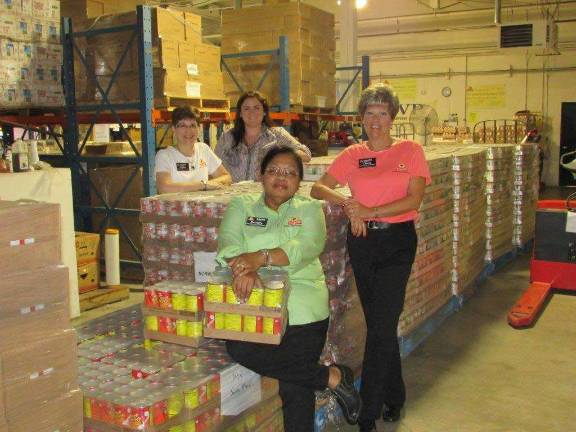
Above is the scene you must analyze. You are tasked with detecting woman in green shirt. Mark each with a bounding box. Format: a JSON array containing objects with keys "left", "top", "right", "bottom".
[{"left": 217, "top": 146, "right": 361, "bottom": 431}]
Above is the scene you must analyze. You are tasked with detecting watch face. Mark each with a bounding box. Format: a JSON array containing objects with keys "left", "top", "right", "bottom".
[{"left": 442, "top": 86, "right": 452, "bottom": 97}]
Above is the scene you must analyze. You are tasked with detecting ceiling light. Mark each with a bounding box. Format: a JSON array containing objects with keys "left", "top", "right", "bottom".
[{"left": 356, "top": 0, "right": 367, "bottom": 8}]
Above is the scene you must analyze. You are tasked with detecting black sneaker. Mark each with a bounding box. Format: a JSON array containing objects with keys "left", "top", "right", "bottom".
[
  {"left": 358, "top": 419, "right": 376, "bottom": 431},
  {"left": 331, "top": 364, "right": 362, "bottom": 425},
  {"left": 382, "top": 404, "right": 402, "bottom": 422}
]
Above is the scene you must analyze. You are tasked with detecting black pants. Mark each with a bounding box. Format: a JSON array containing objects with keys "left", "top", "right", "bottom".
[
  {"left": 226, "top": 318, "right": 330, "bottom": 432},
  {"left": 347, "top": 221, "right": 417, "bottom": 423}
]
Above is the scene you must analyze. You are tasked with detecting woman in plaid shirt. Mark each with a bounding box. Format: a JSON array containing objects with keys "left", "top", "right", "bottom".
[{"left": 215, "top": 91, "right": 311, "bottom": 182}]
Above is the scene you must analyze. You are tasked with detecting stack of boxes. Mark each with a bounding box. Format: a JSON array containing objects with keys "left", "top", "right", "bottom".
[
  {"left": 513, "top": 143, "right": 539, "bottom": 247},
  {"left": 221, "top": 2, "right": 336, "bottom": 109},
  {"left": 75, "top": 7, "right": 225, "bottom": 106},
  {"left": 0, "top": 200, "right": 81, "bottom": 432},
  {"left": 75, "top": 231, "right": 101, "bottom": 294},
  {"left": 397, "top": 153, "right": 453, "bottom": 336},
  {"left": 60, "top": 0, "right": 148, "bottom": 22},
  {"left": 483, "top": 144, "right": 516, "bottom": 261},
  {"left": 0, "top": 0, "right": 63, "bottom": 107}
]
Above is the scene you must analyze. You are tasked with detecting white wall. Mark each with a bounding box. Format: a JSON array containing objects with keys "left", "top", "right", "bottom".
[{"left": 334, "top": 0, "right": 576, "bottom": 186}]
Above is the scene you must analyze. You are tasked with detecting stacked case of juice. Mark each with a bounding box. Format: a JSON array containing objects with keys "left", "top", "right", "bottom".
[
  {"left": 397, "top": 153, "right": 454, "bottom": 336},
  {"left": 0, "top": 200, "right": 81, "bottom": 432},
  {"left": 513, "top": 144, "right": 539, "bottom": 247}
]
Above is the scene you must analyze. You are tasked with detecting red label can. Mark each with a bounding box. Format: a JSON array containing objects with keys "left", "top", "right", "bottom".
[
  {"left": 143, "top": 288, "right": 158, "bottom": 307},
  {"left": 158, "top": 316, "right": 176, "bottom": 334},
  {"left": 156, "top": 289, "right": 172, "bottom": 310},
  {"left": 205, "top": 312, "right": 215, "bottom": 328}
]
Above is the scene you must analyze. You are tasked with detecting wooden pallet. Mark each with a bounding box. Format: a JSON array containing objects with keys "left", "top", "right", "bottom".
[
  {"left": 155, "top": 96, "right": 230, "bottom": 113},
  {"left": 79, "top": 285, "right": 130, "bottom": 312}
]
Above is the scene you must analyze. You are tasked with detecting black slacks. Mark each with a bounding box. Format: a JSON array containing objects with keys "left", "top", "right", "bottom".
[
  {"left": 347, "top": 221, "right": 417, "bottom": 423},
  {"left": 226, "top": 318, "right": 330, "bottom": 432}
]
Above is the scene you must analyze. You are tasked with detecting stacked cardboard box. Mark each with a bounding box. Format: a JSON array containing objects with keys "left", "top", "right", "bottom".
[
  {"left": 61, "top": 0, "right": 148, "bottom": 22},
  {"left": 513, "top": 143, "right": 539, "bottom": 247},
  {"left": 0, "top": 200, "right": 81, "bottom": 432},
  {"left": 75, "top": 231, "right": 101, "bottom": 293},
  {"left": 0, "top": 0, "right": 63, "bottom": 107},
  {"left": 483, "top": 144, "right": 516, "bottom": 261},
  {"left": 75, "top": 7, "right": 225, "bottom": 106},
  {"left": 397, "top": 153, "right": 453, "bottom": 336},
  {"left": 221, "top": 2, "right": 336, "bottom": 109}
]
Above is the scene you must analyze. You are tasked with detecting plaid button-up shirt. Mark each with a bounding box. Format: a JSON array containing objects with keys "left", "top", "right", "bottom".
[{"left": 215, "top": 126, "right": 311, "bottom": 183}]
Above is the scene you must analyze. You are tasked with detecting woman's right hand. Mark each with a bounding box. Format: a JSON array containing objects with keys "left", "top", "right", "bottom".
[
  {"left": 350, "top": 216, "right": 367, "bottom": 237},
  {"left": 232, "top": 271, "right": 261, "bottom": 303}
]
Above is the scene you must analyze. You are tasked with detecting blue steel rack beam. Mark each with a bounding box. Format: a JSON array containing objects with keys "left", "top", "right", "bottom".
[
  {"left": 61, "top": 5, "right": 157, "bottom": 264},
  {"left": 221, "top": 36, "right": 290, "bottom": 112},
  {"left": 336, "top": 55, "right": 370, "bottom": 115}
]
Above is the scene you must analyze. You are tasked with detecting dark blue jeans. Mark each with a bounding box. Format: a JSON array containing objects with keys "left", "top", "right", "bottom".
[{"left": 347, "top": 221, "right": 417, "bottom": 423}]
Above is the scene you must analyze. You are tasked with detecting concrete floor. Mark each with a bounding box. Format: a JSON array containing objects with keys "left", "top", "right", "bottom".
[{"left": 330, "top": 254, "right": 576, "bottom": 432}]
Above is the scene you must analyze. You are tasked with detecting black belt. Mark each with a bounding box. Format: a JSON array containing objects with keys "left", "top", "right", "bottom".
[{"left": 365, "top": 220, "right": 412, "bottom": 230}]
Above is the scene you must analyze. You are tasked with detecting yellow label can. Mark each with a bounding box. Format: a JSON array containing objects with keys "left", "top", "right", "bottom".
[
  {"left": 225, "top": 313, "right": 242, "bottom": 331},
  {"left": 263, "top": 317, "right": 274, "bottom": 334},
  {"left": 215, "top": 312, "right": 225, "bottom": 330},
  {"left": 247, "top": 288, "right": 264, "bottom": 306},
  {"left": 172, "top": 291, "right": 186, "bottom": 311},
  {"left": 263, "top": 287, "right": 284, "bottom": 308},
  {"left": 184, "top": 420, "right": 196, "bottom": 432},
  {"left": 243, "top": 315, "right": 257, "bottom": 333},
  {"left": 184, "top": 387, "right": 199, "bottom": 409},
  {"left": 225, "top": 285, "right": 238, "bottom": 304},
  {"left": 176, "top": 319, "right": 187, "bottom": 336},
  {"left": 206, "top": 283, "right": 225, "bottom": 303},
  {"left": 145, "top": 315, "right": 158, "bottom": 331},
  {"left": 186, "top": 320, "right": 203, "bottom": 338}
]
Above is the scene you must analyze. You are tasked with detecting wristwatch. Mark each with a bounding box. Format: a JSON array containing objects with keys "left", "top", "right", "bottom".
[{"left": 260, "top": 249, "right": 272, "bottom": 268}]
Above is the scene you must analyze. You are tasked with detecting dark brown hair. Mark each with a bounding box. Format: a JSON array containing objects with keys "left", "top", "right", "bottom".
[{"left": 232, "top": 91, "right": 273, "bottom": 147}]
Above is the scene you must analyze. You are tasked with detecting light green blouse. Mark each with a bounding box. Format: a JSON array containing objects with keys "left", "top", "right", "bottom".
[{"left": 216, "top": 193, "right": 329, "bottom": 325}]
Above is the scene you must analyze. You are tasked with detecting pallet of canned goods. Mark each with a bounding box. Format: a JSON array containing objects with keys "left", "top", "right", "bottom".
[
  {"left": 203, "top": 267, "right": 291, "bottom": 345},
  {"left": 142, "top": 281, "right": 206, "bottom": 347}
]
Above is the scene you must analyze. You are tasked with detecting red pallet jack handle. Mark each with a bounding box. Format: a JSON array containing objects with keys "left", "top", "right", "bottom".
[{"left": 507, "top": 281, "right": 553, "bottom": 328}]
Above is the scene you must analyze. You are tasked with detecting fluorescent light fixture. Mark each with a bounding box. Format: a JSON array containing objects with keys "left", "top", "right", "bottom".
[{"left": 356, "top": 0, "right": 367, "bottom": 8}]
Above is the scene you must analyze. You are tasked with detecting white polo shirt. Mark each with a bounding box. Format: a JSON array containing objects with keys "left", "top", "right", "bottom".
[{"left": 155, "top": 143, "right": 222, "bottom": 183}]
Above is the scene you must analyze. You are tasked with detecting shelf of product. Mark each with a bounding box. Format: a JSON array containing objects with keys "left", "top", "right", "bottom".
[{"left": 513, "top": 143, "right": 539, "bottom": 246}]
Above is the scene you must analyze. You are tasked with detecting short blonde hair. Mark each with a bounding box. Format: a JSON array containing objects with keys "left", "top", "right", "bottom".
[{"left": 358, "top": 83, "right": 400, "bottom": 119}]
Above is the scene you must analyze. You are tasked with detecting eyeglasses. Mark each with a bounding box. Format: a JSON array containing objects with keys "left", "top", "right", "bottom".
[
  {"left": 175, "top": 123, "right": 198, "bottom": 129},
  {"left": 264, "top": 167, "right": 299, "bottom": 178}
]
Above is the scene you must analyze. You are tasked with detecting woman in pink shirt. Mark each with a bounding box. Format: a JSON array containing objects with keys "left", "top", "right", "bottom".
[{"left": 311, "top": 83, "right": 431, "bottom": 431}]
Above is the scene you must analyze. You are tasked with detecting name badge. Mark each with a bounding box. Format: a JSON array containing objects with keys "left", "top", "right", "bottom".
[
  {"left": 176, "top": 162, "right": 190, "bottom": 171},
  {"left": 245, "top": 216, "right": 268, "bottom": 227},
  {"left": 359, "top": 158, "right": 376, "bottom": 168}
]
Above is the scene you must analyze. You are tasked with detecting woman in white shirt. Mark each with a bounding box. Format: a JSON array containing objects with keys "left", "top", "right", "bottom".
[{"left": 155, "top": 107, "right": 232, "bottom": 194}]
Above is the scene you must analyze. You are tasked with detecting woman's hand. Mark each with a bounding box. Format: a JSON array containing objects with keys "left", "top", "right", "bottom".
[
  {"left": 206, "top": 180, "right": 224, "bottom": 190},
  {"left": 232, "top": 271, "right": 261, "bottom": 303},
  {"left": 350, "top": 216, "right": 367, "bottom": 237},
  {"left": 229, "top": 252, "right": 265, "bottom": 277},
  {"left": 342, "top": 199, "right": 373, "bottom": 220}
]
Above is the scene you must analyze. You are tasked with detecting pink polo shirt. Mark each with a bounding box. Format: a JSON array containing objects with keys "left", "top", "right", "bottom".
[{"left": 327, "top": 140, "right": 431, "bottom": 223}]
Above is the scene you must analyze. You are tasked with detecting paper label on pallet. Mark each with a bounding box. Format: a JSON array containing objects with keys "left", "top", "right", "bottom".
[
  {"left": 9, "top": 237, "right": 34, "bottom": 246},
  {"left": 193, "top": 251, "right": 217, "bottom": 282},
  {"left": 186, "top": 81, "right": 201, "bottom": 98},
  {"left": 566, "top": 212, "right": 576, "bottom": 233},
  {"left": 220, "top": 363, "right": 262, "bottom": 416},
  {"left": 186, "top": 63, "right": 199, "bottom": 76}
]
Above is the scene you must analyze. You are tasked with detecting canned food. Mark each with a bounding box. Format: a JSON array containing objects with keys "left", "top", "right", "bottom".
[
  {"left": 167, "top": 388, "right": 183, "bottom": 418},
  {"left": 170, "top": 249, "right": 181, "bottom": 265},
  {"left": 172, "top": 290, "right": 186, "bottom": 311},
  {"left": 184, "top": 387, "right": 199, "bottom": 409},
  {"left": 205, "top": 202, "right": 217, "bottom": 218},
  {"left": 159, "top": 247, "right": 170, "bottom": 262},
  {"left": 263, "top": 317, "right": 282, "bottom": 335},
  {"left": 145, "top": 316, "right": 159, "bottom": 332},
  {"left": 205, "top": 227, "right": 218, "bottom": 242},
  {"left": 243, "top": 315, "right": 263, "bottom": 333},
  {"left": 141, "top": 198, "right": 154, "bottom": 214},
  {"left": 186, "top": 321, "right": 203, "bottom": 338},
  {"left": 144, "top": 288, "right": 158, "bottom": 307},
  {"left": 151, "top": 398, "right": 168, "bottom": 425},
  {"left": 198, "top": 383, "right": 208, "bottom": 404},
  {"left": 185, "top": 291, "right": 204, "bottom": 312},
  {"left": 205, "top": 312, "right": 215, "bottom": 329},
  {"left": 263, "top": 285, "right": 284, "bottom": 308},
  {"left": 153, "top": 199, "right": 167, "bottom": 216},
  {"left": 168, "top": 224, "right": 181, "bottom": 241},
  {"left": 180, "top": 251, "right": 194, "bottom": 266},
  {"left": 181, "top": 201, "right": 192, "bottom": 216},
  {"left": 184, "top": 420, "right": 196, "bottom": 432},
  {"left": 205, "top": 283, "right": 225, "bottom": 303},
  {"left": 225, "top": 285, "right": 238, "bottom": 304},
  {"left": 207, "top": 375, "right": 220, "bottom": 399},
  {"left": 183, "top": 225, "right": 194, "bottom": 243},
  {"left": 176, "top": 319, "right": 187, "bottom": 336},
  {"left": 192, "top": 202, "right": 205, "bottom": 218},
  {"left": 156, "top": 223, "right": 169, "bottom": 241},
  {"left": 247, "top": 288, "right": 264, "bottom": 306},
  {"left": 143, "top": 222, "right": 156, "bottom": 240},
  {"left": 215, "top": 313, "right": 225, "bottom": 330},
  {"left": 158, "top": 316, "right": 176, "bottom": 334},
  {"left": 156, "top": 288, "right": 172, "bottom": 310},
  {"left": 192, "top": 226, "right": 205, "bottom": 243},
  {"left": 224, "top": 313, "right": 242, "bottom": 331}
]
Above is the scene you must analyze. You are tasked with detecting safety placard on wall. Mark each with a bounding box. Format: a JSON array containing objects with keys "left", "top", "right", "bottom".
[{"left": 466, "top": 84, "right": 506, "bottom": 109}]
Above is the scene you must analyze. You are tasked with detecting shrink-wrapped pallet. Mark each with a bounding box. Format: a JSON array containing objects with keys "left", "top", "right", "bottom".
[{"left": 513, "top": 144, "right": 539, "bottom": 246}]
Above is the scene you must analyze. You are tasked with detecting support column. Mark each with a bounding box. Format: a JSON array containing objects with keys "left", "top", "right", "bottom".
[{"left": 338, "top": 0, "right": 358, "bottom": 113}]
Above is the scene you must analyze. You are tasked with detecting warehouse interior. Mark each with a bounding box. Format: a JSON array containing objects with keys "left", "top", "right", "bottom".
[{"left": 1, "top": 0, "right": 575, "bottom": 431}]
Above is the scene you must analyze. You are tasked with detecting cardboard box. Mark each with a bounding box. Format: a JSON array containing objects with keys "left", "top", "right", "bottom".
[
  {"left": 75, "top": 231, "right": 101, "bottom": 264},
  {"left": 0, "top": 200, "right": 61, "bottom": 274},
  {"left": 0, "top": 329, "right": 78, "bottom": 416},
  {"left": 0, "top": 265, "right": 70, "bottom": 349},
  {"left": 4, "top": 389, "right": 83, "bottom": 432},
  {"left": 77, "top": 260, "right": 100, "bottom": 293}
]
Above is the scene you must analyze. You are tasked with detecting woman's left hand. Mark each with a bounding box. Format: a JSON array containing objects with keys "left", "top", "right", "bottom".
[
  {"left": 342, "top": 199, "right": 373, "bottom": 220},
  {"left": 229, "top": 252, "right": 264, "bottom": 277}
]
